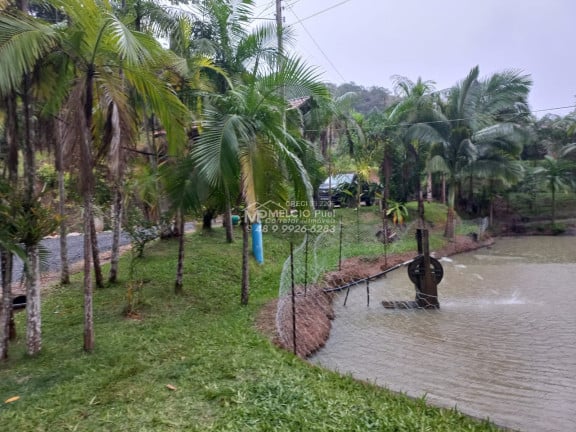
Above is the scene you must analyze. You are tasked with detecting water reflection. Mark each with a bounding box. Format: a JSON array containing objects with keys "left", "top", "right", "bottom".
[{"left": 311, "top": 237, "right": 576, "bottom": 432}]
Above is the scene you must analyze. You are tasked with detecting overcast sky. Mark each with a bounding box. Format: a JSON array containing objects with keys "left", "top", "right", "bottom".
[{"left": 253, "top": 0, "right": 576, "bottom": 117}]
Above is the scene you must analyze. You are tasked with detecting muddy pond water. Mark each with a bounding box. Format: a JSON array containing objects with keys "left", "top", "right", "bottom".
[{"left": 310, "top": 236, "right": 576, "bottom": 432}]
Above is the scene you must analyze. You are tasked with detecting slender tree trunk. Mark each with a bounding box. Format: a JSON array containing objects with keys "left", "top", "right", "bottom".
[
  {"left": 82, "top": 67, "right": 96, "bottom": 353},
  {"left": 416, "top": 173, "right": 425, "bottom": 229},
  {"left": 23, "top": 76, "right": 34, "bottom": 204},
  {"left": 1, "top": 93, "right": 19, "bottom": 360},
  {"left": 381, "top": 152, "right": 391, "bottom": 265},
  {"left": 22, "top": 73, "right": 43, "bottom": 355},
  {"left": 56, "top": 125, "right": 70, "bottom": 285},
  {"left": 174, "top": 211, "right": 186, "bottom": 295},
  {"left": 83, "top": 196, "right": 94, "bottom": 352},
  {"left": 1, "top": 249, "right": 13, "bottom": 360},
  {"left": 90, "top": 214, "right": 104, "bottom": 288},
  {"left": 25, "top": 245, "right": 41, "bottom": 355},
  {"left": 17, "top": 0, "right": 29, "bottom": 12},
  {"left": 240, "top": 216, "right": 249, "bottom": 306},
  {"left": 441, "top": 174, "right": 446, "bottom": 205},
  {"left": 108, "top": 98, "right": 124, "bottom": 284},
  {"left": 224, "top": 194, "right": 234, "bottom": 243},
  {"left": 108, "top": 184, "right": 123, "bottom": 283},
  {"left": 551, "top": 188, "right": 556, "bottom": 225},
  {"left": 467, "top": 173, "right": 474, "bottom": 214},
  {"left": 426, "top": 172, "right": 433, "bottom": 202},
  {"left": 445, "top": 185, "right": 456, "bottom": 239},
  {"left": 418, "top": 188, "right": 425, "bottom": 229},
  {"left": 173, "top": 211, "right": 182, "bottom": 237},
  {"left": 320, "top": 130, "right": 328, "bottom": 159},
  {"left": 6, "top": 94, "right": 19, "bottom": 183},
  {"left": 489, "top": 198, "right": 494, "bottom": 228}
]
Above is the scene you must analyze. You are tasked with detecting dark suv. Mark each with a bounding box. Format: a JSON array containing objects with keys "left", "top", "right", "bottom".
[{"left": 317, "top": 173, "right": 374, "bottom": 207}]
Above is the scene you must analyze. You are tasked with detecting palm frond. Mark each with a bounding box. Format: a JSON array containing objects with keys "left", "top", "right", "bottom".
[
  {"left": 0, "top": 12, "right": 59, "bottom": 95},
  {"left": 404, "top": 123, "right": 444, "bottom": 146},
  {"left": 162, "top": 156, "right": 208, "bottom": 213},
  {"left": 123, "top": 66, "right": 189, "bottom": 155},
  {"left": 104, "top": 13, "right": 155, "bottom": 65},
  {"left": 193, "top": 108, "right": 246, "bottom": 186}
]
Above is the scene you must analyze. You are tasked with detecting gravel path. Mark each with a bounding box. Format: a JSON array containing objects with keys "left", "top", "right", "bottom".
[
  {"left": 10, "top": 230, "right": 132, "bottom": 285},
  {"left": 9, "top": 222, "right": 196, "bottom": 286}
]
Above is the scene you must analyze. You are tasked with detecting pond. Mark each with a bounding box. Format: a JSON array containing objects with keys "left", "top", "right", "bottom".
[{"left": 310, "top": 236, "right": 576, "bottom": 432}]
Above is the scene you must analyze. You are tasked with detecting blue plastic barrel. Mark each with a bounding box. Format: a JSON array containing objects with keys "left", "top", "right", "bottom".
[{"left": 252, "top": 222, "right": 264, "bottom": 263}]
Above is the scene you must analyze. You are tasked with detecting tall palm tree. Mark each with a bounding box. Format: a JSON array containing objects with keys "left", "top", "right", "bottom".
[
  {"left": 386, "top": 75, "right": 444, "bottom": 227},
  {"left": 534, "top": 153, "right": 576, "bottom": 225},
  {"left": 0, "top": 41, "right": 20, "bottom": 359},
  {"left": 364, "top": 110, "right": 396, "bottom": 255},
  {"left": 428, "top": 66, "right": 532, "bottom": 238},
  {"left": 193, "top": 55, "right": 329, "bottom": 305},
  {"left": 162, "top": 155, "right": 209, "bottom": 294},
  {"left": 187, "top": 0, "right": 283, "bottom": 243},
  {"left": 465, "top": 123, "right": 526, "bottom": 220},
  {"left": 0, "top": 179, "right": 26, "bottom": 361}
]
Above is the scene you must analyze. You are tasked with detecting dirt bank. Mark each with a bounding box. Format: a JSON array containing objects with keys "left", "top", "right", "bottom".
[{"left": 256, "top": 234, "right": 494, "bottom": 358}]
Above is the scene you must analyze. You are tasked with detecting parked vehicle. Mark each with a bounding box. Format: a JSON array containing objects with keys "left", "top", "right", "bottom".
[{"left": 317, "top": 173, "right": 375, "bottom": 207}]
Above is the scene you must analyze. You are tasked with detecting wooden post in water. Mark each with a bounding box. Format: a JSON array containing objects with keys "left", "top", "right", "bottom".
[{"left": 417, "top": 229, "right": 440, "bottom": 309}]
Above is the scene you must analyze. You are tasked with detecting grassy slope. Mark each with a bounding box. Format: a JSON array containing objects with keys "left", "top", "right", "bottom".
[{"left": 1, "top": 208, "right": 499, "bottom": 431}]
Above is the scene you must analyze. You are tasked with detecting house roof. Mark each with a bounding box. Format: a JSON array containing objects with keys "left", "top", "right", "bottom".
[{"left": 288, "top": 96, "right": 311, "bottom": 110}]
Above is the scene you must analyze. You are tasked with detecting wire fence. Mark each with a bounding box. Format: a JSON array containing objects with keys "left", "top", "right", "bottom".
[
  {"left": 274, "top": 210, "right": 488, "bottom": 357},
  {"left": 274, "top": 208, "right": 408, "bottom": 357}
]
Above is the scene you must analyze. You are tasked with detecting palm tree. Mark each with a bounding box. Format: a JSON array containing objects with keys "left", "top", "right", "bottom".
[
  {"left": 193, "top": 55, "right": 329, "bottom": 305},
  {"left": 300, "top": 91, "right": 368, "bottom": 214},
  {"left": 364, "top": 110, "right": 397, "bottom": 261},
  {"left": 0, "top": 13, "right": 21, "bottom": 357},
  {"left": 0, "top": 179, "right": 26, "bottom": 361},
  {"left": 466, "top": 123, "right": 526, "bottom": 221},
  {"left": 428, "top": 66, "right": 532, "bottom": 238},
  {"left": 162, "top": 155, "right": 209, "bottom": 294},
  {"left": 185, "top": 0, "right": 283, "bottom": 243},
  {"left": 534, "top": 153, "right": 576, "bottom": 225},
  {"left": 530, "top": 112, "right": 576, "bottom": 158},
  {"left": 386, "top": 75, "right": 443, "bottom": 227}
]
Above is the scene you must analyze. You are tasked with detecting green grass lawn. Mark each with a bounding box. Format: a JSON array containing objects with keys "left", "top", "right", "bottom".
[{"left": 0, "top": 210, "right": 500, "bottom": 431}]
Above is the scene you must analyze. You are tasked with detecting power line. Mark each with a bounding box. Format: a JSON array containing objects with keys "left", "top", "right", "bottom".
[
  {"left": 532, "top": 104, "right": 576, "bottom": 114},
  {"left": 287, "top": 0, "right": 353, "bottom": 25},
  {"left": 252, "top": 0, "right": 275, "bottom": 21},
  {"left": 302, "top": 104, "right": 576, "bottom": 134},
  {"left": 286, "top": 0, "right": 303, "bottom": 7},
  {"left": 286, "top": 1, "right": 347, "bottom": 82}
]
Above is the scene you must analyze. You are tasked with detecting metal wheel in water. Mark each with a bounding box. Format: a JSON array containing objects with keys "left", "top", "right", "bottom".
[{"left": 407, "top": 255, "right": 444, "bottom": 285}]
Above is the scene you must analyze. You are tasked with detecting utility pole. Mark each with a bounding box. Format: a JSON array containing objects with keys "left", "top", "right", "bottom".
[
  {"left": 276, "top": 0, "right": 286, "bottom": 133},
  {"left": 275, "top": 0, "right": 284, "bottom": 61}
]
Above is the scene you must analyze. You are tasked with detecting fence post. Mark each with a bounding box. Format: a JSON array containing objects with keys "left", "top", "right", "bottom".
[
  {"left": 338, "top": 216, "right": 343, "bottom": 271},
  {"left": 304, "top": 232, "right": 308, "bottom": 296},
  {"left": 290, "top": 241, "right": 297, "bottom": 355},
  {"left": 356, "top": 207, "right": 360, "bottom": 243}
]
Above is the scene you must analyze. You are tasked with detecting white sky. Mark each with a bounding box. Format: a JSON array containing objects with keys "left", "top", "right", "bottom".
[{"left": 253, "top": 0, "right": 576, "bottom": 116}]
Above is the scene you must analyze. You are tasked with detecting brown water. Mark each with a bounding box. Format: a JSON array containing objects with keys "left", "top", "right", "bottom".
[{"left": 311, "top": 237, "right": 576, "bottom": 432}]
